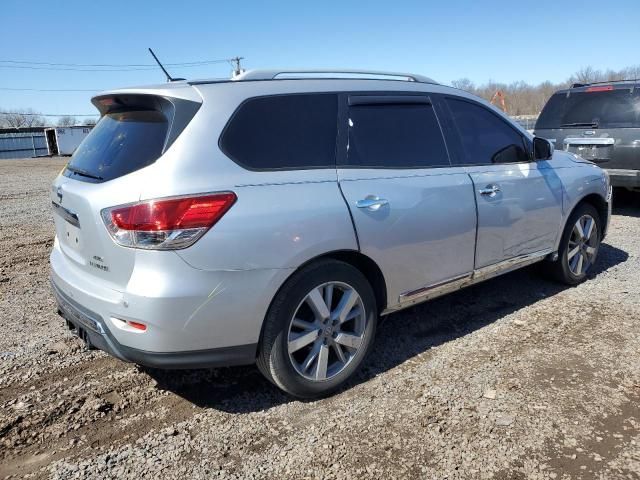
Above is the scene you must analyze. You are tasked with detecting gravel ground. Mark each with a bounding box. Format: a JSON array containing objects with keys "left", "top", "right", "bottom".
[{"left": 0, "top": 158, "right": 639, "bottom": 480}]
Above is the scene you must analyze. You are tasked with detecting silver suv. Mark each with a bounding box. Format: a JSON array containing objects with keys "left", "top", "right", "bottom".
[{"left": 50, "top": 69, "right": 612, "bottom": 398}]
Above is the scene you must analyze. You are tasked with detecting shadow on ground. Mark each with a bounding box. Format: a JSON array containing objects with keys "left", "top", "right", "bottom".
[
  {"left": 613, "top": 188, "right": 639, "bottom": 218},
  {"left": 146, "top": 242, "right": 628, "bottom": 413}
]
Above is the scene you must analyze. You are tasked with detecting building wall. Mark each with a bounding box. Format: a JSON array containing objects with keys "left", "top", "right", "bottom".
[{"left": 0, "top": 132, "right": 48, "bottom": 159}]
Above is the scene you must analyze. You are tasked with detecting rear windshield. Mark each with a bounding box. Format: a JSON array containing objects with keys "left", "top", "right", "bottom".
[
  {"left": 536, "top": 89, "right": 640, "bottom": 129},
  {"left": 65, "top": 110, "right": 168, "bottom": 182}
]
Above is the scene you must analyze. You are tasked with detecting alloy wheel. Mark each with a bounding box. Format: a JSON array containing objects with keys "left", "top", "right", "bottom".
[
  {"left": 287, "top": 281, "right": 367, "bottom": 381},
  {"left": 567, "top": 214, "right": 598, "bottom": 276}
]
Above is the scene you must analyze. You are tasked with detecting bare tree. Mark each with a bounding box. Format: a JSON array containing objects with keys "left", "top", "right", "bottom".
[
  {"left": 451, "top": 78, "right": 475, "bottom": 92},
  {"left": 82, "top": 117, "right": 98, "bottom": 126},
  {"left": 57, "top": 115, "right": 77, "bottom": 127},
  {"left": 630, "top": 66, "right": 640, "bottom": 80},
  {"left": 0, "top": 109, "right": 46, "bottom": 128},
  {"left": 568, "top": 66, "right": 604, "bottom": 85},
  {"left": 450, "top": 64, "right": 640, "bottom": 116}
]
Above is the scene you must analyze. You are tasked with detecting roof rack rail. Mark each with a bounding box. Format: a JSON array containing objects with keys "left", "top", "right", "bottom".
[
  {"left": 233, "top": 69, "right": 438, "bottom": 84},
  {"left": 571, "top": 78, "right": 639, "bottom": 88}
]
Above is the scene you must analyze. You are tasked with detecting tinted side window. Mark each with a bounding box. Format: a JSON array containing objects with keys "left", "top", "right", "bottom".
[
  {"left": 220, "top": 94, "right": 337, "bottom": 169},
  {"left": 347, "top": 102, "right": 449, "bottom": 168},
  {"left": 446, "top": 98, "right": 529, "bottom": 165}
]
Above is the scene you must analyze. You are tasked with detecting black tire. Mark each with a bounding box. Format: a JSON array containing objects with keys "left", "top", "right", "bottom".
[
  {"left": 257, "top": 259, "right": 377, "bottom": 399},
  {"left": 545, "top": 203, "right": 601, "bottom": 285}
]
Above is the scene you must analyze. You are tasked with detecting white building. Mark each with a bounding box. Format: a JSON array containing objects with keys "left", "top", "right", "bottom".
[{"left": 44, "top": 126, "right": 93, "bottom": 156}]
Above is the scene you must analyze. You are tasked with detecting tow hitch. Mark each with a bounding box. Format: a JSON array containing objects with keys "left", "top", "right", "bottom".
[{"left": 60, "top": 310, "right": 95, "bottom": 351}]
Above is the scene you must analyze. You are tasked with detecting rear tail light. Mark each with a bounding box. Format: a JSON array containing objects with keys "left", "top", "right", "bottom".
[{"left": 101, "top": 192, "right": 236, "bottom": 250}]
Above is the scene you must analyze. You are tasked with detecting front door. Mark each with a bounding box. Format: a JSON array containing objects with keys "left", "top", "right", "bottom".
[
  {"left": 440, "top": 96, "right": 563, "bottom": 269},
  {"left": 337, "top": 94, "right": 477, "bottom": 306}
]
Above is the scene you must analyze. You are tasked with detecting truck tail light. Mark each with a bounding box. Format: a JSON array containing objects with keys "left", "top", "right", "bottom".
[
  {"left": 101, "top": 192, "right": 236, "bottom": 250},
  {"left": 585, "top": 85, "right": 613, "bottom": 92}
]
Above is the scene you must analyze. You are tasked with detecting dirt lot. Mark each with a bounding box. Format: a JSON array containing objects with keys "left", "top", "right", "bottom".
[{"left": 0, "top": 158, "right": 639, "bottom": 479}]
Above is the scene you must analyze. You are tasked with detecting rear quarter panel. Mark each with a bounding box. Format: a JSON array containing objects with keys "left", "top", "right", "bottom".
[
  {"left": 134, "top": 81, "right": 360, "bottom": 272},
  {"left": 175, "top": 177, "right": 359, "bottom": 271}
]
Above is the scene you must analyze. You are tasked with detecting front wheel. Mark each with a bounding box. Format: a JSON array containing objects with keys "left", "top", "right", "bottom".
[
  {"left": 257, "top": 259, "right": 377, "bottom": 398},
  {"left": 546, "top": 203, "right": 601, "bottom": 285}
]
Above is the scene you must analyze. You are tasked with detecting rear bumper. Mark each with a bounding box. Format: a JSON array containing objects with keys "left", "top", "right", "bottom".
[
  {"left": 52, "top": 279, "right": 257, "bottom": 369},
  {"left": 49, "top": 238, "right": 293, "bottom": 367},
  {"left": 606, "top": 169, "right": 640, "bottom": 188}
]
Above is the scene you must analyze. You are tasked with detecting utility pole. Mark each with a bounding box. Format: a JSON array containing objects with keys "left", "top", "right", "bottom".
[{"left": 231, "top": 56, "right": 244, "bottom": 77}]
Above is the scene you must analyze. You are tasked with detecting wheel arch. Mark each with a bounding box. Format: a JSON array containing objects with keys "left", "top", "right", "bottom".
[
  {"left": 320, "top": 250, "right": 388, "bottom": 313},
  {"left": 554, "top": 192, "right": 609, "bottom": 253},
  {"left": 571, "top": 193, "right": 609, "bottom": 238},
  {"left": 270, "top": 250, "right": 388, "bottom": 317}
]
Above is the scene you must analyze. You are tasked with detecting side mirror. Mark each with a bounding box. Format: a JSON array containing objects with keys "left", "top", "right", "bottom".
[{"left": 533, "top": 137, "right": 554, "bottom": 160}]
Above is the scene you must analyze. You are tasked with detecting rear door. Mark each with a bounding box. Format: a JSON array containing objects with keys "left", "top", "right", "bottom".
[
  {"left": 337, "top": 93, "right": 477, "bottom": 306},
  {"left": 440, "top": 96, "right": 563, "bottom": 269}
]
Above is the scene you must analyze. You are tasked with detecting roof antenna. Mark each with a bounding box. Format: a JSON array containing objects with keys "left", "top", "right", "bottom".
[{"left": 148, "top": 48, "right": 185, "bottom": 82}]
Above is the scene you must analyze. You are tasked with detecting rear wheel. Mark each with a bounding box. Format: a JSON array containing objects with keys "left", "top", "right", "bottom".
[
  {"left": 257, "top": 259, "right": 377, "bottom": 398},
  {"left": 546, "top": 203, "right": 601, "bottom": 285}
]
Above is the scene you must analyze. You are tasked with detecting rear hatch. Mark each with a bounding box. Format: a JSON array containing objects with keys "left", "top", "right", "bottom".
[
  {"left": 534, "top": 85, "right": 640, "bottom": 170},
  {"left": 51, "top": 88, "right": 201, "bottom": 290}
]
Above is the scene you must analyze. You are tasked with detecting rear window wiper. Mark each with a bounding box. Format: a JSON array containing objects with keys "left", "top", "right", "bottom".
[
  {"left": 559, "top": 122, "right": 599, "bottom": 128},
  {"left": 65, "top": 165, "right": 104, "bottom": 181}
]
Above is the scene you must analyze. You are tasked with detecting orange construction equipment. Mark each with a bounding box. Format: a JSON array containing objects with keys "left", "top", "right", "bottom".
[{"left": 490, "top": 90, "right": 508, "bottom": 113}]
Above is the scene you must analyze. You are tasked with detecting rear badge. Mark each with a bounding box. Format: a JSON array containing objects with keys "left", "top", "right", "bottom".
[
  {"left": 583, "top": 130, "right": 596, "bottom": 136},
  {"left": 89, "top": 255, "right": 109, "bottom": 272}
]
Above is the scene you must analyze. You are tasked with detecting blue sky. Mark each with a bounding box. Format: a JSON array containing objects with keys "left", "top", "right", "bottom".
[{"left": 1, "top": 0, "right": 638, "bottom": 121}]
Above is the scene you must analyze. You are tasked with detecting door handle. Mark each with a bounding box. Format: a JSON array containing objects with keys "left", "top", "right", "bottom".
[
  {"left": 356, "top": 195, "right": 389, "bottom": 211},
  {"left": 479, "top": 184, "right": 501, "bottom": 196}
]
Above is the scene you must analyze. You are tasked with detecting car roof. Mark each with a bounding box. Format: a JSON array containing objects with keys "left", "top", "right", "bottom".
[
  {"left": 96, "top": 69, "right": 440, "bottom": 98},
  {"left": 93, "top": 69, "right": 531, "bottom": 139}
]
